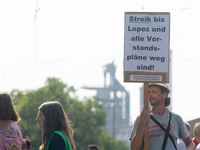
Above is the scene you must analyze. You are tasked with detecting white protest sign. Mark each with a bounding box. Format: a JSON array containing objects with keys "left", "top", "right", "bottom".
[{"left": 124, "top": 12, "right": 170, "bottom": 82}]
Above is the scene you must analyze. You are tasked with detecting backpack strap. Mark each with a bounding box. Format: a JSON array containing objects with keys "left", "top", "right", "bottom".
[
  {"left": 150, "top": 112, "right": 177, "bottom": 150},
  {"left": 162, "top": 111, "right": 172, "bottom": 150}
]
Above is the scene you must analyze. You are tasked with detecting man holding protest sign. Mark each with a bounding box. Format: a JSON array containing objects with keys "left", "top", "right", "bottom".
[{"left": 129, "top": 83, "right": 194, "bottom": 150}]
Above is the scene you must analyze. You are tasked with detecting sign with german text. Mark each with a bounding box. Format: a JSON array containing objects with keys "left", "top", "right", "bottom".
[{"left": 124, "top": 12, "right": 170, "bottom": 83}]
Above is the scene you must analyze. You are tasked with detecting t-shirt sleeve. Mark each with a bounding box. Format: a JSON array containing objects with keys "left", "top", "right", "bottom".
[
  {"left": 49, "top": 133, "right": 66, "bottom": 150},
  {"left": 129, "top": 115, "right": 140, "bottom": 141},
  {"left": 177, "top": 115, "right": 189, "bottom": 140},
  {"left": 10, "top": 123, "right": 23, "bottom": 149}
]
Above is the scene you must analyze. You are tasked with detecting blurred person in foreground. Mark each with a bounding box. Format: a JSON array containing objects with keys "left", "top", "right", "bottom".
[
  {"left": 192, "top": 123, "right": 200, "bottom": 149},
  {"left": 88, "top": 144, "right": 98, "bottom": 150},
  {"left": 36, "top": 101, "right": 76, "bottom": 150},
  {"left": 0, "top": 92, "right": 23, "bottom": 150},
  {"left": 21, "top": 138, "right": 32, "bottom": 150},
  {"left": 195, "top": 138, "right": 200, "bottom": 150},
  {"left": 177, "top": 121, "right": 192, "bottom": 150},
  {"left": 129, "top": 83, "right": 194, "bottom": 150}
]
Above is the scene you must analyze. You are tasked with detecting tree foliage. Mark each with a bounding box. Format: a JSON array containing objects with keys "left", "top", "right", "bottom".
[{"left": 11, "top": 77, "right": 129, "bottom": 150}]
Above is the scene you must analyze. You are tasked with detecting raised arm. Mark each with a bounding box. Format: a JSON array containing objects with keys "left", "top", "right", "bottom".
[{"left": 131, "top": 101, "right": 151, "bottom": 150}]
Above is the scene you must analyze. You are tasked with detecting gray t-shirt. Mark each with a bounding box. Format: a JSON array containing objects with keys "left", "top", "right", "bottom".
[{"left": 129, "top": 109, "right": 189, "bottom": 150}]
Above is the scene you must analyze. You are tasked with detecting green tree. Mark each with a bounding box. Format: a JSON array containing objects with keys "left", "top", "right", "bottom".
[{"left": 11, "top": 77, "right": 129, "bottom": 150}]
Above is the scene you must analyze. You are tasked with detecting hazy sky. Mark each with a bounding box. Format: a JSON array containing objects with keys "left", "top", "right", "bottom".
[{"left": 0, "top": 0, "right": 200, "bottom": 123}]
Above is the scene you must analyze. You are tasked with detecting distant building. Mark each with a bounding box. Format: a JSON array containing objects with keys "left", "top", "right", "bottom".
[{"left": 82, "top": 62, "right": 131, "bottom": 142}]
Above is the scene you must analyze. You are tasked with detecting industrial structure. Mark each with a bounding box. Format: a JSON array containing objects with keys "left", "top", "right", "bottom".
[{"left": 82, "top": 62, "right": 131, "bottom": 142}]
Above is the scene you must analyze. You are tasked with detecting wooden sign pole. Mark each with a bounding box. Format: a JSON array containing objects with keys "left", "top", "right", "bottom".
[{"left": 144, "top": 82, "right": 149, "bottom": 150}]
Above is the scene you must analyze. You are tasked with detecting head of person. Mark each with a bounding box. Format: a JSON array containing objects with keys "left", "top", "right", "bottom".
[
  {"left": 0, "top": 92, "right": 19, "bottom": 122},
  {"left": 36, "top": 101, "right": 76, "bottom": 150},
  {"left": 21, "top": 139, "right": 32, "bottom": 150},
  {"left": 193, "top": 123, "right": 200, "bottom": 143},
  {"left": 149, "top": 83, "right": 170, "bottom": 107},
  {"left": 88, "top": 144, "right": 98, "bottom": 150}
]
